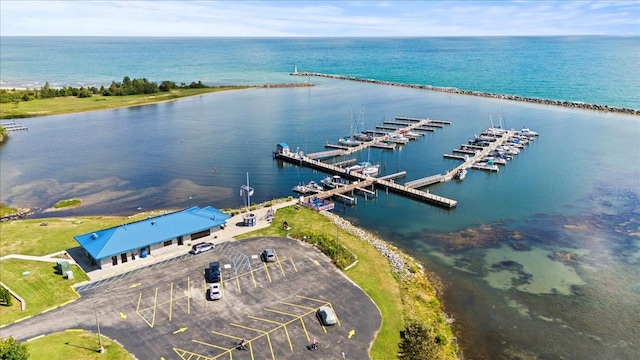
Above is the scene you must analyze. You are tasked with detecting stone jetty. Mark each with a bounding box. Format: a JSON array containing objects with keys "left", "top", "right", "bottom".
[{"left": 292, "top": 72, "right": 639, "bottom": 116}]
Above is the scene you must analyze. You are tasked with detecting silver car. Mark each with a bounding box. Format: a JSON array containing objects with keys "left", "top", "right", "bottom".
[
  {"left": 317, "top": 305, "right": 337, "bottom": 326},
  {"left": 208, "top": 283, "right": 222, "bottom": 300},
  {"left": 261, "top": 248, "right": 276, "bottom": 262},
  {"left": 190, "top": 242, "right": 214, "bottom": 254}
]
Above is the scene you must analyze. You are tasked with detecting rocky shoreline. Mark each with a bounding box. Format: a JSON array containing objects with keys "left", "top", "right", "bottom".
[
  {"left": 292, "top": 71, "right": 639, "bottom": 115},
  {"left": 321, "top": 210, "right": 412, "bottom": 279}
]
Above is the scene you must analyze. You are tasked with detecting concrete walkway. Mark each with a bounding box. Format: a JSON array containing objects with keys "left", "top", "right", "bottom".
[{"left": 1, "top": 200, "right": 298, "bottom": 281}]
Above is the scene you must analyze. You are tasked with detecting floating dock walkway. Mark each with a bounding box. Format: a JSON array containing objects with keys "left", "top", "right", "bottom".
[
  {"left": 0, "top": 121, "right": 28, "bottom": 131},
  {"left": 316, "top": 117, "right": 450, "bottom": 158},
  {"left": 442, "top": 130, "right": 519, "bottom": 180},
  {"left": 275, "top": 150, "right": 457, "bottom": 208}
]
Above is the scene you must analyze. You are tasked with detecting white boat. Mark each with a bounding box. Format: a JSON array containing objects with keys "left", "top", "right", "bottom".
[
  {"left": 321, "top": 175, "right": 346, "bottom": 189},
  {"left": 345, "top": 161, "right": 380, "bottom": 177},
  {"left": 482, "top": 156, "right": 506, "bottom": 165},
  {"left": 338, "top": 137, "right": 361, "bottom": 147},
  {"left": 292, "top": 181, "right": 323, "bottom": 195},
  {"left": 359, "top": 161, "right": 380, "bottom": 176},
  {"left": 338, "top": 106, "right": 365, "bottom": 147},
  {"left": 454, "top": 168, "right": 467, "bottom": 180},
  {"left": 519, "top": 128, "right": 539, "bottom": 136},
  {"left": 388, "top": 132, "right": 409, "bottom": 144}
]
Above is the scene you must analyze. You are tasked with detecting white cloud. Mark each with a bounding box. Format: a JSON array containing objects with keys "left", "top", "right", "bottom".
[{"left": 1, "top": 0, "right": 638, "bottom": 36}]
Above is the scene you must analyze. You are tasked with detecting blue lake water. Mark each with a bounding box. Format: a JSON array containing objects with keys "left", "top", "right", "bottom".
[{"left": 1, "top": 37, "right": 639, "bottom": 359}]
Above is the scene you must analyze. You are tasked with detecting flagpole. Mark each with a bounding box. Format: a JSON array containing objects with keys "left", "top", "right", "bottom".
[{"left": 246, "top": 172, "right": 250, "bottom": 212}]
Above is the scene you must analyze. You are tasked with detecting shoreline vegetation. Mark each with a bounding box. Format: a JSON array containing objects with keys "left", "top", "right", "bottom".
[
  {"left": 0, "top": 200, "right": 458, "bottom": 359},
  {"left": 292, "top": 71, "right": 640, "bottom": 115},
  {"left": 0, "top": 80, "right": 313, "bottom": 121}
]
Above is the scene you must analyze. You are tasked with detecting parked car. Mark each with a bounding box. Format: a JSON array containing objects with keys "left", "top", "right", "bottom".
[
  {"left": 261, "top": 248, "right": 276, "bottom": 262},
  {"left": 205, "top": 261, "right": 221, "bottom": 283},
  {"left": 190, "top": 242, "right": 214, "bottom": 254},
  {"left": 317, "top": 305, "right": 337, "bottom": 326},
  {"left": 208, "top": 283, "right": 222, "bottom": 300}
]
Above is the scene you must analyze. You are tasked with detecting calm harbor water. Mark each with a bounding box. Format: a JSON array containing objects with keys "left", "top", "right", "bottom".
[{"left": 1, "top": 37, "right": 639, "bottom": 359}]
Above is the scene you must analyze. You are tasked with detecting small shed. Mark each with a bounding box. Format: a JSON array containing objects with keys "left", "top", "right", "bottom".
[{"left": 276, "top": 143, "right": 290, "bottom": 155}]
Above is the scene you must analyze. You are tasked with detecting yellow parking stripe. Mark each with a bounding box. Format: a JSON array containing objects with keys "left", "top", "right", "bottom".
[
  {"left": 289, "top": 257, "right": 298, "bottom": 272},
  {"left": 263, "top": 262, "right": 272, "bottom": 282},
  {"left": 273, "top": 249, "right": 285, "bottom": 277},
  {"left": 280, "top": 301, "right": 315, "bottom": 310},
  {"left": 152, "top": 287, "right": 158, "bottom": 328},
  {"left": 187, "top": 277, "right": 191, "bottom": 314},
  {"left": 295, "top": 294, "right": 331, "bottom": 304},
  {"left": 264, "top": 308, "right": 300, "bottom": 317},
  {"left": 169, "top": 282, "right": 174, "bottom": 321},
  {"left": 328, "top": 303, "right": 341, "bottom": 326},
  {"left": 192, "top": 339, "right": 231, "bottom": 351},
  {"left": 250, "top": 269, "right": 257, "bottom": 288}
]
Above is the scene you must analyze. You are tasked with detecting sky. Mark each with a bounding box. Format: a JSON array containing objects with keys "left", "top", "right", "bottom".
[{"left": 1, "top": 0, "right": 639, "bottom": 37}]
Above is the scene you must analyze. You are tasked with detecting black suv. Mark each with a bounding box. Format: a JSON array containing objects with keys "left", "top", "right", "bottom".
[{"left": 205, "top": 261, "right": 221, "bottom": 283}]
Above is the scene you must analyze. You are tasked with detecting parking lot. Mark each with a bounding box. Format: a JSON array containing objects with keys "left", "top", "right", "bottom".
[{"left": 7, "top": 236, "right": 381, "bottom": 359}]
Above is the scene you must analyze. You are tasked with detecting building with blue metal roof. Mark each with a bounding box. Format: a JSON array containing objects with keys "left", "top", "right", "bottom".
[{"left": 74, "top": 206, "right": 231, "bottom": 269}]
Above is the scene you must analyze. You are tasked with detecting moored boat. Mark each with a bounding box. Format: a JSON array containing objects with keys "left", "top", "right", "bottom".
[
  {"left": 454, "top": 168, "right": 467, "bottom": 180},
  {"left": 292, "top": 180, "right": 324, "bottom": 195},
  {"left": 321, "top": 175, "right": 347, "bottom": 189}
]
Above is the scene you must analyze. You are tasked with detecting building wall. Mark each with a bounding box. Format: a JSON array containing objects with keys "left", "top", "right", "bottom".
[{"left": 96, "top": 227, "right": 224, "bottom": 269}]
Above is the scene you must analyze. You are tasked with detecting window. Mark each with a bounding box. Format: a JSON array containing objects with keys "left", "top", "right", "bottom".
[
  {"left": 164, "top": 240, "right": 173, "bottom": 247},
  {"left": 191, "top": 229, "right": 211, "bottom": 240}
]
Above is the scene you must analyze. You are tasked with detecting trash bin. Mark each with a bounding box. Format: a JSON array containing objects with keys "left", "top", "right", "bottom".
[
  {"left": 141, "top": 249, "right": 147, "bottom": 258},
  {"left": 64, "top": 270, "right": 74, "bottom": 280}
]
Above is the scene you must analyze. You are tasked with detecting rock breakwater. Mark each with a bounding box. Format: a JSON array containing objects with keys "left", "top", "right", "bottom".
[
  {"left": 292, "top": 72, "right": 639, "bottom": 115},
  {"left": 321, "top": 210, "right": 412, "bottom": 278}
]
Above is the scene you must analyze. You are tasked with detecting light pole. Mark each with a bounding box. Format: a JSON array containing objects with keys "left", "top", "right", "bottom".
[{"left": 94, "top": 301, "right": 104, "bottom": 353}]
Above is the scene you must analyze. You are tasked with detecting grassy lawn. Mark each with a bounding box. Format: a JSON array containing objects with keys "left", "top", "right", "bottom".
[
  {"left": 0, "top": 87, "right": 248, "bottom": 119},
  {"left": 0, "top": 204, "right": 456, "bottom": 358},
  {"left": 0, "top": 212, "right": 159, "bottom": 257},
  {"left": 238, "top": 205, "right": 458, "bottom": 359},
  {"left": 0, "top": 259, "right": 89, "bottom": 325},
  {"left": 53, "top": 198, "right": 82, "bottom": 209},
  {"left": 0, "top": 203, "right": 19, "bottom": 217},
  {"left": 26, "top": 330, "right": 134, "bottom": 360}
]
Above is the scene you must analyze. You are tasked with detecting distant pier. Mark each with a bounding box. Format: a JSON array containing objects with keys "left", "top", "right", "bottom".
[
  {"left": 291, "top": 71, "right": 639, "bottom": 115},
  {"left": 0, "top": 121, "right": 28, "bottom": 131}
]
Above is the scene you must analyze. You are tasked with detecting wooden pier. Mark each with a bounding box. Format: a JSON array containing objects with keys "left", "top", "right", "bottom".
[
  {"left": 443, "top": 130, "right": 518, "bottom": 180},
  {"left": 322, "top": 117, "right": 448, "bottom": 154},
  {"left": 306, "top": 149, "right": 345, "bottom": 159},
  {"left": 275, "top": 151, "right": 457, "bottom": 208},
  {"left": 378, "top": 171, "right": 407, "bottom": 181},
  {"left": 405, "top": 174, "right": 445, "bottom": 188},
  {"left": 0, "top": 121, "right": 28, "bottom": 131}
]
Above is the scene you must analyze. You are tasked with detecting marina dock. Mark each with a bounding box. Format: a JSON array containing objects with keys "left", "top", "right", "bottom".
[
  {"left": 275, "top": 150, "right": 457, "bottom": 208},
  {"left": 320, "top": 117, "right": 450, "bottom": 156},
  {"left": 443, "top": 130, "right": 521, "bottom": 180},
  {"left": 0, "top": 121, "right": 28, "bottom": 131}
]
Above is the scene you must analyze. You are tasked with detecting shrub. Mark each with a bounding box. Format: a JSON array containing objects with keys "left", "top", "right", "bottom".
[{"left": 0, "top": 287, "right": 13, "bottom": 306}]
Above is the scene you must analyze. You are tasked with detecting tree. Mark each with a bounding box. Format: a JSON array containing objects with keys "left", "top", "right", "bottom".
[
  {"left": 398, "top": 320, "right": 439, "bottom": 360},
  {"left": 0, "top": 287, "right": 13, "bottom": 306},
  {"left": 0, "top": 337, "right": 29, "bottom": 360},
  {"left": 77, "top": 87, "right": 92, "bottom": 98},
  {"left": 159, "top": 80, "right": 176, "bottom": 92}
]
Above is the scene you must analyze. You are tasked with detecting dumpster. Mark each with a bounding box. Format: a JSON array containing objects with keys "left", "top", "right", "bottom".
[
  {"left": 56, "top": 260, "right": 70, "bottom": 274},
  {"left": 59, "top": 261, "right": 70, "bottom": 274}
]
